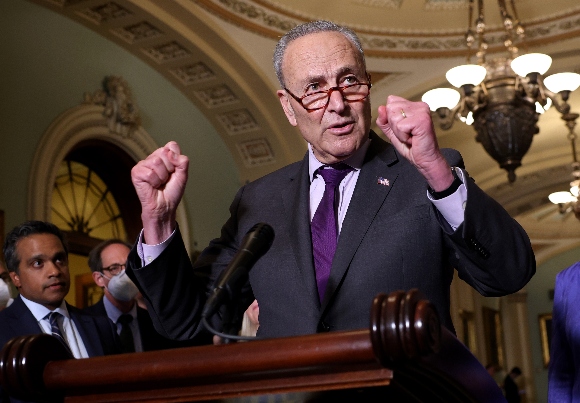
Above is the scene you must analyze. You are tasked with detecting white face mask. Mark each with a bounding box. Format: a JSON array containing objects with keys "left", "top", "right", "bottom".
[
  {"left": 104, "top": 270, "right": 139, "bottom": 302},
  {"left": 0, "top": 278, "right": 11, "bottom": 308}
]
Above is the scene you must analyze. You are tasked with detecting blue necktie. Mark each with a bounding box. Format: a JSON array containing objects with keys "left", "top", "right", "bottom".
[
  {"left": 47, "top": 311, "right": 73, "bottom": 356},
  {"left": 311, "top": 164, "right": 353, "bottom": 302}
]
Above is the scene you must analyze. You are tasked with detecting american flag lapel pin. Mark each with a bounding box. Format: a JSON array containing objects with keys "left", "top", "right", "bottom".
[{"left": 377, "top": 177, "right": 390, "bottom": 187}]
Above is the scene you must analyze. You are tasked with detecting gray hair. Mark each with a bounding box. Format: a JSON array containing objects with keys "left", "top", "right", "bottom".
[{"left": 273, "top": 20, "right": 366, "bottom": 88}]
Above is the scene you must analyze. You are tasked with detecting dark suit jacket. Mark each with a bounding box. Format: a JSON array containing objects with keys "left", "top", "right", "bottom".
[
  {"left": 0, "top": 296, "right": 120, "bottom": 356},
  {"left": 83, "top": 298, "right": 208, "bottom": 350},
  {"left": 128, "top": 132, "right": 535, "bottom": 340},
  {"left": 548, "top": 261, "right": 580, "bottom": 401},
  {"left": 0, "top": 296, "right": 121, "bottom": 403}
]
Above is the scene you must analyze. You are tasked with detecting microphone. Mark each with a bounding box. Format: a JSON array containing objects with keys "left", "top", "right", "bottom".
[{"left": 202, "top": 223, "right": 274, "bottom": 319}]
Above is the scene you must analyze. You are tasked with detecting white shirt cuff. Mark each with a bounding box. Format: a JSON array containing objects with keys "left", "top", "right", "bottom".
[
  {"left": 427, "top": 168, "right": 467, "bottom": 231},
  {"left": 137, "top": 228, "right": 176, "bottom": 267}
]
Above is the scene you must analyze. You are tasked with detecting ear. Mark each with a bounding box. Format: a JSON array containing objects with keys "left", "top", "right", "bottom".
[
  {"left": 92, "top": 271, "right": 106, "bottom": 288},
  {"left": 277, "top": 90, "right": 297, "bottom": 127},
  {"left": 9, "top": 272, "right": 21, "bottom": 288}
]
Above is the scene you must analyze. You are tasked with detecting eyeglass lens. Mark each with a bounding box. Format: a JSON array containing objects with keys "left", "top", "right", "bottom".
[
  {"left": 303, "top": 84, "right": 369, "bottom": 110},
  {"left": 104, "top": 263, "right": 125, "bottom": 275}
]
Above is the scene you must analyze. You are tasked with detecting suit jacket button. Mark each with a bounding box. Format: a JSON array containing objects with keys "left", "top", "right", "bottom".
[{"left": 318, "top": 321, "right": 330, "bottom": 332}]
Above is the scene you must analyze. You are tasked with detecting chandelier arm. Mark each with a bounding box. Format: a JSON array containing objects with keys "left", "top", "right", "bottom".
[
  {"left": 465, "top": 0, "right": 475, "bottom": 62},
  {"left": 476, "top": 0, "right": 486, "bottom": 64},
  {"left": 469, "top": 82, "right": 487, "bottom": 113},
  {"left": 544, "top": 89, "right": 572, "bottom": 116},
  {"left": 508, "top": 0, "right": 526, "bottom": 45},
  {"left": 501, "top": 0, "right": 520, "bottom": 58},
  {"left": 534, "top": 77, "right": 551, "bottom": 104},
  {"left": 434, "top": 102, "right": 462, "bottom": 131}
]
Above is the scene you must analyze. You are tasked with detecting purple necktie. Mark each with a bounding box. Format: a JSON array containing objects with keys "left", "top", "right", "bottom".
[{"left": 311, "top": 164, "right": 353, "bottom": 302}]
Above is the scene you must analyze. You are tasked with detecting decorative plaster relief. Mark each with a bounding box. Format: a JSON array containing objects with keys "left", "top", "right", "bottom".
[
  {"left": 194, "top": 85, "right": 239, "bottom": 108},
  {"left": 218, "top": 109, "right": 260, "bottom": 135},
  {"left": 237, "top": 138, "right": 275, "bottom": 167},
  {"left": 350, "top": 0, "right": 403, "bottom": 9},
  {"left": 76, "top": 2, "right": 132, "bottom": 25},
  {"left": 213, "top": 0, "right": 297, "bottom": 32},
  {"left": 424, "top": 0, "right": 467, "bottom": 11},
  {"left": 198, "top": 0, "right": 580, "bottom": 57},
  {"left": 83, "top": 75, "right": 141, "bottom": 137},
  {"left": 44, "top": 0, "right": 87, "bottom": 7},
  {"left": 169, "top": 62, "right": 217, "bottom": 86},
  {"left": 142, "top": 41, "right": 191, "bottom": 63},
  {"left": 111, "top": 21, "right": 164, "bottom": 44}
]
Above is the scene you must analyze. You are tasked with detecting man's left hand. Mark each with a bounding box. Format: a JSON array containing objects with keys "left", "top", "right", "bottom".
[{"left": 376, "top": 95, "right": 454, "bottom": 192}]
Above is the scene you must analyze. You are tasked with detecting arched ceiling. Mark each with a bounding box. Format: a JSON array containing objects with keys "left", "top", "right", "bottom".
[{"left": 29, "top": 0, "right": 580, "bottom": 257}]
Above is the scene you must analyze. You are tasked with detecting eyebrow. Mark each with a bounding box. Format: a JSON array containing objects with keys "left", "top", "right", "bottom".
[
  {"left": 26, "top": 251, "right": 67, "bottom": 264},
  {"left": 302, "top": 66, "right": 363, "bottom": 86}
]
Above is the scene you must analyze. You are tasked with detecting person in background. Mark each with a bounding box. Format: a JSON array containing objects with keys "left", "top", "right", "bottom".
[
  {"left": 0, "top": 260, "right": 15, "bottom": 310},
  {"left": 503, "top": 366, "right": 523, "bottom": 403},
  {"left": 84, "top": 239, "right": 209, "bottom": 352},
  {"left": 0, "top": 221, "right": 121, "bottom": 402},
  {"left": 126, "top": 20, "right": 535, "bottom": 342},
  {"left": 548, "top": 260, "right": 580, "bottom": 401}
]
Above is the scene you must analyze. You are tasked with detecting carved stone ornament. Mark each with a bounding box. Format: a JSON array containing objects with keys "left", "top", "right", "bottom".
[{"left": 83, "top": 75, "right": 141, "bottom": 137}]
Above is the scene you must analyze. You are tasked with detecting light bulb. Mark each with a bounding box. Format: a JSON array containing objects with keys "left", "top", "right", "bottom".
[
  {"left": 544, "top": 73, "right": 580, "bottom": 93},
  {"left": 549, "top": 191, "right": 576, "bottom": 204},
  {"left": 510, "top": 53, "right": 552, "bottom": 77},
  {"left": 422, "top": 88, "right": 460, "bottom": 111},
  {"left": 445, "top": 65, "right": 487, "bottom": 88}
]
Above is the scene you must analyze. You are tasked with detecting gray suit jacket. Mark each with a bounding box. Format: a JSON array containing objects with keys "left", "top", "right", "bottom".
[{"left": 128, "top": 132, "right": 535, "bottom": 340}]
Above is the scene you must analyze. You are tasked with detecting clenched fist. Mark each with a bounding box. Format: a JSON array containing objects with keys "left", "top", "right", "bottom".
[{"left": 131, "top": 141, "right": 189, "bottom": 244}]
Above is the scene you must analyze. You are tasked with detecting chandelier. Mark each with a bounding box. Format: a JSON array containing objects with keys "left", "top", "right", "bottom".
[
  {"left": 548, "top": 112, "right": 580, "bottom": 219},
  {"left": 422, "top": 0, "right": 580, "bottom": 183}
]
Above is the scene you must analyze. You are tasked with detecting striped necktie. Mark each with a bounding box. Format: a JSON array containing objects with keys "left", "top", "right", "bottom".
[{"left": 47, "top": 311, "right": 73, "bottom": 356}]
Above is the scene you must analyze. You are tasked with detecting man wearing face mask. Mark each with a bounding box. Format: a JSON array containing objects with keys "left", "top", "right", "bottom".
[{"left": 84, "top": 239, "right": 206, "bottom": 352}]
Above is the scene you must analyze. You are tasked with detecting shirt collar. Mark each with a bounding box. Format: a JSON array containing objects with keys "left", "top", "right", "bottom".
[
  {"left": 20, "top": 295, "right": 69, "bottom": 322},
  {"left": 103, "top": 295, "right": 137, "bottom": 323},
  {"left": 308, "top": 136, "right": 370, "bottom": 182}
]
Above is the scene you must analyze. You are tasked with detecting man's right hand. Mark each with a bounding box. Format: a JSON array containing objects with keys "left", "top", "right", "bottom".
[{"left": 131, "top": 141, "right": 189, "bottom": 244}]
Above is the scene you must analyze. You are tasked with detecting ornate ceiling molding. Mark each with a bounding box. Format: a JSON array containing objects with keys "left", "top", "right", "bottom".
[
  {"left": 195, "top": 0, "right": 580, "bottom": 58},
  {"left": 29, "top": 0, "right": 307, "bottom": 182}
]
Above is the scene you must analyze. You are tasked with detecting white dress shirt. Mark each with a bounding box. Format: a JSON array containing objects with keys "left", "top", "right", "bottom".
[
  {"left": 21, "top": 296, "right": 89, "bottom": 359},
  {"left": 103, "top": 296, "right": 143, "bottom": 352}
]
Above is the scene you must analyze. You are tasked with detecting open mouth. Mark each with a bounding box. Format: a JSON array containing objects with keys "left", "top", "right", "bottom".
[{"left": 328, "top": 121, "right": 354, "bottom": 134}]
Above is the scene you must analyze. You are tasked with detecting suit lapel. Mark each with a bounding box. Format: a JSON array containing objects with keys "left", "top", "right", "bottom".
[
  {"left": 282, "top": 154, "right": 321, "bottom": 308},
  {"left": 321, "top": 134, "right": 400, "bottom": 310},
  {"left": 7, "top": 297, "right": 44, "bottom": 334},
  {"left": 69, "top": 304, "right": 104, "bottom": 357}
]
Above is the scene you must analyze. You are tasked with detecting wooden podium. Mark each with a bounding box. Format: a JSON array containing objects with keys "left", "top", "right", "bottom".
[{"left": 0, "top": 290, "right": 506, "bottom": 402}]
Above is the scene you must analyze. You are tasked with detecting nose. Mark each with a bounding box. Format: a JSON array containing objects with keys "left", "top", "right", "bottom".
[
  {"left": 326, "top": 87, "right": 346, "bottom": 113},
  {"left": 47, "top": 261, "right": 64, "bottom": 277}
]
